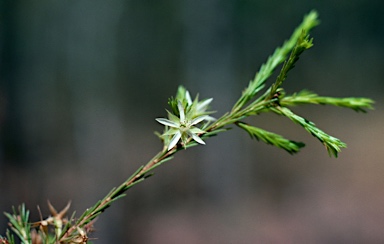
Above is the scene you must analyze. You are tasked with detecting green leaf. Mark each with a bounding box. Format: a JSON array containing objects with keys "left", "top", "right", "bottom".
[
  {"left": 273, "top": 107, "right": 346, "bottom": 157},
  {"left": 232, "top": 10, "right": 320, "bottom": 111},
  {"left": 142, "top": 156, "right": 174, "bottom": 173},
  {"left": 267, "top": 31, "right": 314, "bottom": 98},
  {"left": 237, "top": 122, "right": 305, "bottom": 154},
  {"left": 281, "top": 90, "right": 375, "bottom": 112},
  {"left": 3, "top": 204, "right": 31, "bottom": 244}
]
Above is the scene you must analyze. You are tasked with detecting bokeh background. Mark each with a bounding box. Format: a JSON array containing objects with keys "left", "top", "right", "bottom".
[{"left": 1, "top": 0, "right": 383, "bottom": 243}]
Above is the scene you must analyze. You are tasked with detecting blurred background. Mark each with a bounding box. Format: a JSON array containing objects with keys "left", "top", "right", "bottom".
[{"left": 1, "top": 0, "right": 383, "bottom": 243}]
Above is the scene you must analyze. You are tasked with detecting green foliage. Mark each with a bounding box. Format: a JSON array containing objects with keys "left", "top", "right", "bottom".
[
  {"left": 232, "top": 10, "right": 319, "bottom": 112},
  {"left": 281, "top": 90, "right": 374, "bottom": 112},
  {"left": 2, "top": 204, "right": 31, "bottom": 244},
  {"left": 1, "top": 10, "right": 374, "bottom": 243},
  {"left": 271, "top": 106, "right": 347, "bottom": 157},
  {"left": 237, "top": 122, "right": 305, "bottom": 154},
  {"left": 267, "top": 31, "right": 314, "bottom": 100}
]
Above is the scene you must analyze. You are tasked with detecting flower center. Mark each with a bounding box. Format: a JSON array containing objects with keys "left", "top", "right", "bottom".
[{"left": 179, "top": 121, "right": 190, "bottom": 132}]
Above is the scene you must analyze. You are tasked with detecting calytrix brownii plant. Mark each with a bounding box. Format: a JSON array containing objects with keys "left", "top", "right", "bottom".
[{"left": 1, "top": 10, "right": 374, "bottom": 244}]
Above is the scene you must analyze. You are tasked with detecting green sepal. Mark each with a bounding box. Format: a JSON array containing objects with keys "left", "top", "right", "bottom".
[{"left": 168, "top": 97, "right": 179, "bottom": 116}]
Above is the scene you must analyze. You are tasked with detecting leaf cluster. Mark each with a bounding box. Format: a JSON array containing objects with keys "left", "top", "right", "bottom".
[
  {"left": 2, "top": 205, "right": 31, "bottom": 244},
  {"left": 208, "top": 10, "right": 374, "bottom": 157}
]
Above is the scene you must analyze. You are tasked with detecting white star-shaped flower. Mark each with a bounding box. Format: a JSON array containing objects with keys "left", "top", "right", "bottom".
[{"left": 156, "top": 102, "right": 210, "bottom": 150}]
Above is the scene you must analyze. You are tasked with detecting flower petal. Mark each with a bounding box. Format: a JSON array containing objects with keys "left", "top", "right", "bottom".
[
  {"left": 204, "top": 115, "right": 216, "bottom": 121},
  {"left": 156, "top": 118, "right": 179, "bottom": 128},
  {"left": 163, "top": 128, "right": 179, "bottom": 135},
  {"left": 185, "top": 91, "right": 193, "bottom": 105},
  {"left": 166, "top": 110, "right": 181, "bottom": 123},
  {"left": 178, "top": 102, "right": 185, "bottom": 122},
  {"left": 189, "top": 127, "right": 206, "bottom": 134},
  {"left": 191, "top": 115, "right": 210, "bottom": 125},
  {"left": 168, "top": 131, "right": 181, "bottom": 150},
  {"left": 189, "top": 132, "right": 206, "bottom": 145},
  {"left": 197, "top": 98, "right": 213, "bottom": 111}
]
